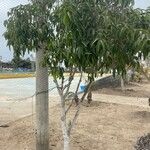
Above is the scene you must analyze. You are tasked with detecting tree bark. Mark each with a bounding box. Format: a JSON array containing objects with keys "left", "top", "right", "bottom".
[
  {"left": 61, "top": 111, "right": 70, "bottom": 150},
  {"left": 63, "top": 133, "right": 70, "bottom": 150},
  {"left": 60, "top": 94, "right": 70, "bottom": 150},
  {"left": 87, "top": 90, "right": 92, "bottom": 104},
  {"left": 36, "top": 48, "right": 49, "bottom": 150},
  {"left": 120, "top": 76, "right": 125, "bottom": 92},
  {"left": 56, "top": 83, "right": 70, "bottom": 150}
]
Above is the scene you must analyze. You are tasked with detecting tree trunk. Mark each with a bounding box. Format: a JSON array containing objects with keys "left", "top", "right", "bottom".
[
  {"left": 63, "top": 133, "right": 70, "bottom": 150},
  {"left": 36, "top": 48, "right": 49, "bottom": 150},
  {"left": 87, "top": 90, "right": 92, "bottom": 104},
  {"left": 59, "top": 93, "right": 70, "bottom": 150},
  {"left": 61, "top": 115, "right": 70, "bottom": 150},
  {"left": 120, "top": 76, "right": 125, "bottom": 92}
]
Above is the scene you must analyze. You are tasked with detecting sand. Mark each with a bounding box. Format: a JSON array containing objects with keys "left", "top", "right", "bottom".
[
  {"left": 0, "top": 80, "right": 150, "bottom": 150},
  {"left": 0, "top": 101, "right": 150, "bottom": 150}
]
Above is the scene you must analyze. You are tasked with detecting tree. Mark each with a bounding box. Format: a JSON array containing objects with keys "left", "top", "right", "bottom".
[
  {"left": 4, "top": 0, "right": 56, "bottom": 149},
  {"left": 3, "top": 0, "right": 150, "bottom": 150},
  {"left": 44, "top": 0, "right": 150, "bottom": 149},
  {"left": 11, "top": 56, "right": 32, "bottom": 70},
  {"left": 133, "top": 7, "right": 150, "bottom": 81},
  {"left": 11, "top": 54, "right": 22, "bottom": 69}
]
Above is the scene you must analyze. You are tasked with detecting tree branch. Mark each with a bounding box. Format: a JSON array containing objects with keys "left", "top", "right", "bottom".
[
  {"left": 61, "top": 76, "right": 65, "bottom": 90},
  {"left": 75, "top": 71, "right": 83, "bottom": 95},
  {"left": 80, "top": 81, "right": 93, "bottom": 102},
  {"left": 64, "top": 70, "right": 76, "bottom": 98},
  {"left": 65, "top": 99, "right": 74, "bottom": 115},
  {"left": 65, "top": 72, "right": 83, "bottom": 115},
  {"left": 67, "top": 104, "right": 80, "bottom": 136},
  {"left": 54, "top": 79, "right": 62, "bottom": 95},
  {"left": 67, "top": 80, "right": 93, "bottom": 135}
]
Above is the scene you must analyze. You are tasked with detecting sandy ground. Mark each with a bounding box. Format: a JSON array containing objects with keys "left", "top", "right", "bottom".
[
  {"left": 0, "top": 80, "right": 150, "bottom": 150},
  {"left": 0, "top": 101, "right": 150, "bottom": 150},
  {"left": 0, "top": 95, "right": 59, "bottom": 125},
  {"left": 94, "top": 80, "right": 150, "bottom": 98}
]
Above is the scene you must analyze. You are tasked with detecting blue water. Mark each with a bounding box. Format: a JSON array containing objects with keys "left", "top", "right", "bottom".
[{"left": 0, "top": 77, "right": 79, "bottom": 100}]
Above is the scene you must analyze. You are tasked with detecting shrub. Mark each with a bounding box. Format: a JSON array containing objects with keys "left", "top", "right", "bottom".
[{"left": 135, "top": 133, "right": 150, "bottom": 150}]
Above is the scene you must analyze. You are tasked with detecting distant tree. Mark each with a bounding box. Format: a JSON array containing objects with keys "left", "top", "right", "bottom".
[
  {"left": 11, "top": 54, "right": 21, "bottom": 69},
  {"left": 1, "top": 62, "right": 13, "bottom": 69},
  {"left": 11, "top": 55, "right": 32, "bottom": 70}
]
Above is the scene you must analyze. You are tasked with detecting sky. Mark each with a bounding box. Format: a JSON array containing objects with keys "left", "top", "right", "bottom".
[{"left": 0, "top": 0, "right": 150, "bottom": 62}]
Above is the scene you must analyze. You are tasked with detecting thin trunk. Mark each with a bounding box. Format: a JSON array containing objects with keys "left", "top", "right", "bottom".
[
  {"left": 61, "top": 114, "right": 70, "bottom": 150},
  {"left": 87, "top": 90, "right": 92, "bottom": 104},
  {"left": 60, "top": 94, "right": 70, "bottom": 150},
  {"left": 36, "top": 48, "right": 49, "bottom": 150},
  {"left": 55, "top": 79, "right": 70, "bottom": 150},
  {"left": 81, "top": 81, "right": 93, "bottom": 102},
  {"left": 63, "top": 133, "right": 70, "bottom": 150},
  {"left": 120, "top": 76, "right": 125, "bottom": 92}
]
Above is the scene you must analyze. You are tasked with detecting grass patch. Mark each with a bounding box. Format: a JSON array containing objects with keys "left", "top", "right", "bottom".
[{"left": 0, "top": 73, "right": 35, "bottom": 79}]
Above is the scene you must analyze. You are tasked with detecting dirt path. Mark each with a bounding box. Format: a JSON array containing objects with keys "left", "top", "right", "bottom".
[
  {"left": 0, "top": 90, "right": 149, "bottom": 126},
  {"left": 93, "top": 80, "right": 150, "bottom": 98},
  {"left": 93, "top": 94, "right": 149, "bottom": 108},
  {"left": 0, "top": 95, "right": 59, "bottom": 126},
  {"left": 0, "top": 76, "right": 150, "bottom": 149},
  {"left": 1, "top": 101, "right": 150, "bottom": 150}
]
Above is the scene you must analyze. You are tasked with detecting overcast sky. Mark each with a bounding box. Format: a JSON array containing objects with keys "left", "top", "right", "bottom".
[{"left": 0, "top": 0, "right": 150, "bottom": 62}]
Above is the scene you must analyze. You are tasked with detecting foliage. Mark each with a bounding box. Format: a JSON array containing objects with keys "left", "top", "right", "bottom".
[
  {"left": 3, "top": 0, "right": 150, "bottom": 149},
  {"left": 4, "top": 0, "right": 150, "bottom": 77},
  {"left": 11, "top": 56, "right": 32, "bottom": 69},
  {"left": 135, "top": 133, "right": 150, "bottom": 150},
  {"left": 44, "top": 0, "right": 150, "bottom": 149},
  {"left": 3, "top": 0, "right": 56, "bottom": 56},
  {"left": 45, "top": 0, "right": 150, "bottom": 79}
]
